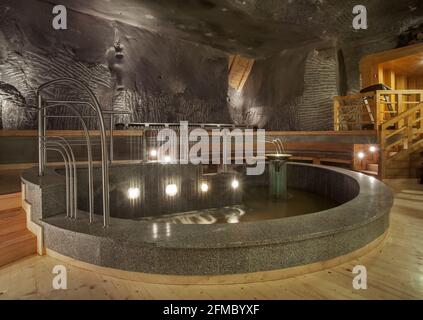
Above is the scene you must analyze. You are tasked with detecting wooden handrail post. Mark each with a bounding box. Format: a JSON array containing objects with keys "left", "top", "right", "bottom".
[
  {"left": 376, "top": 91, "right": 382, "bottom": 132},
  {"left": 398, "top": 93, "right": 405, "bottom": 129},
  {"left": 333, "top": 98, "right": 340, "bottom": 131},
  {"left": 380, "top": 123, "right": 386, "bottom": 179},
  {"left": 420, "top": 105, "right": 423, "bottom": 132}
]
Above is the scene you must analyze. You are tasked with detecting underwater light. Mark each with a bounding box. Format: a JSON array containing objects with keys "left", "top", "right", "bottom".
[
  {"left": 166, "top": 184, "right": 178, "bottom": 196},
  {"left": 200, "top": 182, "right": 209, "bottom": 192},
  {"left": 231, "top": 179, "right": 239, "bottom": 189},
  {"left": 227, "top": 216, "right": 239, "bottom": 224},
  {"left": 127, "top": 187, "right": 140, "bottom": 200},
  {"left": 149, "top": 149, "right": 157, "bottom": 157}
]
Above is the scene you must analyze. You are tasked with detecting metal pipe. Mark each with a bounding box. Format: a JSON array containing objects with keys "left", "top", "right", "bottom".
[
  {"left": 110, "top": 114, "right": 114, "bottom": 163},
  {"left": 142, "top": 130, "right": 147, "bottom": 161},
  {"left": 276, "top": 139, "right": 286, "bottom": 153},
  {"left": 265, "top": 140, "right": 280, "bottom": 154},
  {"left": 41, "top": 104, "right": 94, "bottom": 223},
  {"left": 42, "top": 104, "right": 47, "bottom": 170},
  {"left": 46, "top": 138, "right": 78, "bottom": 219},
  {"left": 44, "top": 147, "right": 70, "bottom": 218},
  {"left": 273, "top": 140, "right": 281, "bottom": 154},
  {"left": 43, "top": 115, "right": 100, "bottom": 118},
  {"left": 46, "top": 143, "right": 101, "bottom": 146},
  {"left": 38, "top": 78, "right": 110, "bottom": 227},
  {"left": 272, "top": 139, "right": 281, "bottom": 154},
  {"left": 45, "top": 141, "right": 75, "bottom": 219},
  {"left": 37, "top": 93, "right": 44, "bottom": 176}
]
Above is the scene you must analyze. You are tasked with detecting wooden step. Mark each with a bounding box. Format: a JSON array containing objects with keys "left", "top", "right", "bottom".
[
  {"left": 0, "top": 230, "right": 37, "bottom": 267},
  {"left": 0, "top": 202, "right": 38, "bottom": 267},
  {"left": 0, "top": 192, "right": 21, "bottom": 211},
  {"left": 0, "top": 208, "right": 27, "bottom": 236}
]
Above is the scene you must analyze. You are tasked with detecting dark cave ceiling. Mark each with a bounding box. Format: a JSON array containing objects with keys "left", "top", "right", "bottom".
[{"left": 38, "top": 0, "right": 423, "bottom": 57}]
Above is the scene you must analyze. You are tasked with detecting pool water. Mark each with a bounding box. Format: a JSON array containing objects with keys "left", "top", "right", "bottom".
[{"left": 141, "top": 186, "right": 339, "bottom": 224}]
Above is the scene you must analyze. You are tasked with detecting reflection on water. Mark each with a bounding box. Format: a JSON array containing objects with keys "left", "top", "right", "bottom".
[
  {"left": 141, "top": 206, "right": 246, "bottom": 224},
  {"left": 141, "top": 186, "right": 339, "bottom": 225}
]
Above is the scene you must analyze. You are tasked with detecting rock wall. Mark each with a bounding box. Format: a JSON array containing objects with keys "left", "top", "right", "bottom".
[
  {"left": 0, "top": 0, "right": 230, "bottom": 129},
  {"left": 1, "top": 0, "right": 422, "bottom": 131},
  {"left": 228, "top": 42, "right": 338, "bottom": 130}
]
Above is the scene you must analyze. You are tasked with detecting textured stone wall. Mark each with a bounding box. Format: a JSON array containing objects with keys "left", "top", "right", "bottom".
[
  {"left": 228, "top": 42, "right": 338, "bottom": 130},
  {"left": 0, "top": 0, "right": 230, "bottom": 129},
  {"left": 1, "top": 0, "right": 422, "bottom": 131}
]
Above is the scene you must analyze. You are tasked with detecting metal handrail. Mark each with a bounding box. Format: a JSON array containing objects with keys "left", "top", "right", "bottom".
[
  {"left": 128, "top": 122, "right": 246, "bottom": 129},
  {"left": 43, "top": 104, "right": 94, "bottom": 222},
  {"left": 44, "top": 100, "right": 130, "bottom": 165},
  {"left": 37, "top": 78, "right": 110, "bottom": 227},
  {"left": 44, "top": 142, "right": 74, "bottom": 217},
  {"left": 44, "top": 147, "right": 70, "bottom": 218},
  {"left": 44, "top": 140, "right": 77, "bottom": 219},
  {"left": 45, "top": 138, "right": 78, "bottom": 219},
  {"left": 27, "top": 103, "right": 95, "bottom": 223}
]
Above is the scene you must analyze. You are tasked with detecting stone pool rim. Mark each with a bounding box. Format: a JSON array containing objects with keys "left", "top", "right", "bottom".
[{"left": 21, "top": 163, "right": 393, "bottom": 275}]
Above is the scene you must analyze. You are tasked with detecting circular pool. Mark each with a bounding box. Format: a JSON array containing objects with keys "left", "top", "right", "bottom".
[{"left": 21, "top": 163, "right": 393, "bottom": 278}]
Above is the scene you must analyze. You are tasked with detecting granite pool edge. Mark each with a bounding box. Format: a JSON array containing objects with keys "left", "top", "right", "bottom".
[{"left": 22, "top": 163, "right": 394, "bottom": 275}]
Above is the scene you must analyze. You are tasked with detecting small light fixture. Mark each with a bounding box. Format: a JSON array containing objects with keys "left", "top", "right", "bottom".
[
  {"left": 357, "top": 152, "right": 365, "bottom": 159},
  {"left": 200, "top": 182, "right": 209, "bottom": 192},
  {"left": 166, "top": 184, "right": 178, "bottom": 197},
  {"left": 227, "top": 216, "right": 239, "bottom": 224},
  {"left": 369, "top": 145, "right": 377, "bottom": 161},
  {"left": 149, "top": 149, "right": 157, "bottom": 157},
  {"left": 164, "top": 155, "right": 171, "bottom": 163},
  {"left": 231, "top": 179, "right": 239, "bottom": 189},
  {"left": 127, "top": 187, "right": 140, "bottom": 200}
]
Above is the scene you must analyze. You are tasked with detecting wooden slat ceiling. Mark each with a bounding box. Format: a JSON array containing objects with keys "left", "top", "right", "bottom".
[{"left": 379, "top": 52, "right": 423, "bottom": 76}]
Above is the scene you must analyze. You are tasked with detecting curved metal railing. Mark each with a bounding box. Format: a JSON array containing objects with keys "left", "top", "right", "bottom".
[{"left": 36, "top": 78, "right": 111, "bottom": 227}]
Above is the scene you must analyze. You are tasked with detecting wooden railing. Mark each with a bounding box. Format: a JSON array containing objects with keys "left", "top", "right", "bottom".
[
  {"left": 334, "top": 90, "right": 423, "bottom": 131},
  {"left": 334, "top": 92, "right": 376, "bottom": 131},
  {"left": 380, "top": 102, "right": 423, "bottom": 158},
  {"left": 380, "top": 102, "right": 423, "bottom": 177}
]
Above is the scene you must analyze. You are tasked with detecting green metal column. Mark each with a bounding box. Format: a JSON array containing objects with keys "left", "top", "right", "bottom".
[{"left": 269, "top": 160, "right": 288, "bottom": 200}]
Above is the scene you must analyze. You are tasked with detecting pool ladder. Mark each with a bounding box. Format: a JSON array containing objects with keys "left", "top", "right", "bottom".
[{"left": 36, "top": 78, "right": 129, "bottom": 227}]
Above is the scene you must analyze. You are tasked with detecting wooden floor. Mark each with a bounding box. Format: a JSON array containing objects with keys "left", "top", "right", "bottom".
[{"left": 0, "top": 179, "right": 422, "bottom": 300}]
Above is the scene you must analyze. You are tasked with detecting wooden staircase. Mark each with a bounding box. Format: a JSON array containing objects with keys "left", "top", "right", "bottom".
[
  {"left": 381, "top": 102, "right": 423, "bottom": 178},
  {"left": 0, "top": 193, "right": 37, "bottom": 267}
]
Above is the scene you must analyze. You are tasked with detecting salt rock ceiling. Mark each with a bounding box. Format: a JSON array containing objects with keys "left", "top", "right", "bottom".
[{"left": 42, "top": 0, "right": 423, "bottom": 58}]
